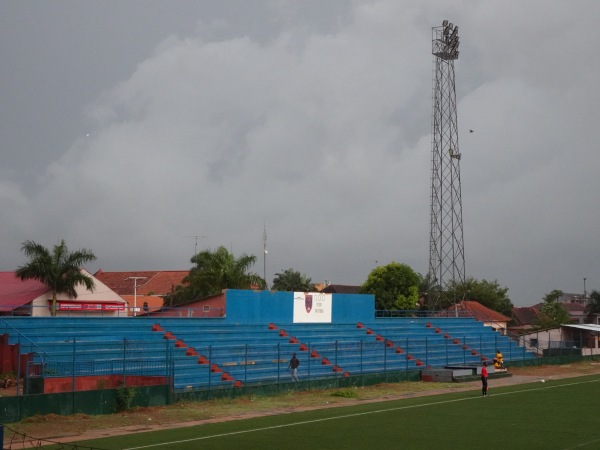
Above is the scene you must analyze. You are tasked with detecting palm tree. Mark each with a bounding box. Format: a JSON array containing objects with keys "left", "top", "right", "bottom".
[
  {"left": 16, "top": 240, "right": 97, "bottom": 316},
  {"left": 168, "top": 246, "right": 265, "bottom": 305},
  {"left": 271, "top": 268, "right": 316, "bottom": 292}
]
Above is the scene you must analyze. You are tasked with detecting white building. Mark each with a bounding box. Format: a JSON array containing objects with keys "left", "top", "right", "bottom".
[{"left": 0, "top": 269, "right": 126, "bottom": 317}]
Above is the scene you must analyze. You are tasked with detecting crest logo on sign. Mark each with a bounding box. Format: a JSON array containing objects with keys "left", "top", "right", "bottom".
[{"left": 305, "top": 294, "right": 313, "bottom": 313}]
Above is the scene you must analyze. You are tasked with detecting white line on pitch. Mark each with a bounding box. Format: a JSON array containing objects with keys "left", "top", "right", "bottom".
[{"left": 123, "top": 377, "right": 600, "bottom": 450}]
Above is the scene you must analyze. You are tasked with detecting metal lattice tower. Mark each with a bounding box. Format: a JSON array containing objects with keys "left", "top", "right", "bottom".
[{"left": 428, "top": 20, "right": 465, "bottom": 298}]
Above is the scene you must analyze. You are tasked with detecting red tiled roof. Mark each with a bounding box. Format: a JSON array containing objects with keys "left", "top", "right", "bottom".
[
  {"left": 449, "top": 300, "right": 511, "bottom": 323},
  {"left": 0, "top": 272, "right": 48, "bottom": 311},
  {"left": 561, "top": 302, "right": 586, "bottom": 312},
  {"left": 512, "top": 306, "right": 541, "bottom": 326},
  {"left": 93, "top": 270, "right": 188, "bottom": 296}
]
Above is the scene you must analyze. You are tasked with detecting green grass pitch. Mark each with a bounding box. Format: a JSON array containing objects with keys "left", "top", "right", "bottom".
[{"left": 39, "top": 374, "right": 600, "bottom": 450}]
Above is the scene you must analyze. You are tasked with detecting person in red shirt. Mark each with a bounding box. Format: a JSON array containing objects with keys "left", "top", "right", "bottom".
[{"left": 481, "top": 361, "right": 488, "bottom": 396}]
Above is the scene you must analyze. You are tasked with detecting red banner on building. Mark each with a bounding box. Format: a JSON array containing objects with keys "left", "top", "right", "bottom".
[{"left": 56, "top": 301, "right": 125, "bottom": 311}]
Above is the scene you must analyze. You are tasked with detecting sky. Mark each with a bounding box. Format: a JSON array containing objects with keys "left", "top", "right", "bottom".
[{"left": 1, "top": 0, "right": 599, "bottom": 307}]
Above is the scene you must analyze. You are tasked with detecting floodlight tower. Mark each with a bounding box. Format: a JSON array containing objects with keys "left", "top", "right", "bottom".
[{"left": 428, "top": 20, "right": 465, "bottom": 302}]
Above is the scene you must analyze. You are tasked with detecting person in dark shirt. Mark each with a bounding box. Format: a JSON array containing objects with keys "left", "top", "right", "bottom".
[
  {"left": 288, "top": 352, "right": 300, "bottom": 382},
  {"left": 481, "top": 361, "right": 488, "bottom": 396}
]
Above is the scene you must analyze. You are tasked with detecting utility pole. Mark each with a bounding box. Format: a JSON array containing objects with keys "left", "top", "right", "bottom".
[
  {"left": 263, "top": 224, "right": 268, "bottom": 290},
  {"left": 127, "top": 277, "right": 147, "bottom": 317}
]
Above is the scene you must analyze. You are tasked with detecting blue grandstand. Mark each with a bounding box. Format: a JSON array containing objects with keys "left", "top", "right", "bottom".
[{"left": 0, "top": 290, "right": 535, "bottom": 392}]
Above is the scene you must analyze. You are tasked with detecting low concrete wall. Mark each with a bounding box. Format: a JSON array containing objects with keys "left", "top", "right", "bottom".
[
  {"left": 26, "top": 375, "right": 168, "bottom": 394},
  {"left": 420, "top": 369, "right": 453, "bottom": 382}
]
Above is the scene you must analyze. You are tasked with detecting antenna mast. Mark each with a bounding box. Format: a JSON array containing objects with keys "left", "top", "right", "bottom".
[
  {"left": 428, "top": 20, "right": 466, "bottom": 303},
  {"left": 183, "top": 234, "right": 207, "bottom": 256},
  {"left": 263, "top": 224, "right": 268, "bottom": 289}
]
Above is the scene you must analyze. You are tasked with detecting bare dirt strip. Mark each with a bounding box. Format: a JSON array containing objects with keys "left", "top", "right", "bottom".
[{"left": 5, "top": 362, "right": 600, "bottom": 449}]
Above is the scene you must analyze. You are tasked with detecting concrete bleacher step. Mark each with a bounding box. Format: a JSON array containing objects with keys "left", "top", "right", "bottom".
[{"left": 0, "top": 316, "right": 536, "bottom": 390}]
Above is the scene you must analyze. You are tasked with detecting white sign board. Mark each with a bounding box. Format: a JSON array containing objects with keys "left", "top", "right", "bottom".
[{"left": 293, "top": 292, "right": 332, "bottom": 323}]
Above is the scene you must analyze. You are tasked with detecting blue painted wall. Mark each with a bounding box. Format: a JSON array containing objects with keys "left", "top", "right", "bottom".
[
  {"left": 224, "top": 290, "right": 374, "bottom": 324},
  {"left": 224, "top": 290, "right": 291, "bottom": 324},
  {"left": 331, "top": 293, "right": 374, "bottom": 323}
]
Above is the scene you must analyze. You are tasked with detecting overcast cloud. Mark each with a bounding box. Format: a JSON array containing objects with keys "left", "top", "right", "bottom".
[{"left": 1, "top": 1, "right": 599, "bottom": 306}]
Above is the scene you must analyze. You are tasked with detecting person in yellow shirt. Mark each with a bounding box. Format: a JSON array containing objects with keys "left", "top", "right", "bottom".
[{"left": 494, "top": 349, "right": 504, "bottom": 369}]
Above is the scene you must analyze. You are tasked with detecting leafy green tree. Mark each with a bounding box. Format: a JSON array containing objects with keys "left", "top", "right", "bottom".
[
  {"left": 418, "top": 274, "right": 474, "bottom": 310},
  {"left": 167, "top": 246, "right": 265, "bottom": 305},
  {"left": 535, "top": 302, "right": 571, "bottom": 329},
  {"left": 446, "top": 278, "right": 513, "bottom": 316},
  {"left": 271, "top": 268, "right": 316, "bottom": 292},
  {"left": 16, "top": 240, "right": 96, "bottom": 316},
  {"left": 361, "top": 262, "right": 420, "bottom": 310},
  {"left": 543, "top": 289, "right": 564, "bottom": 303},
  {"left": 534, "top": 289, "right": 570, "bottom": 329}
]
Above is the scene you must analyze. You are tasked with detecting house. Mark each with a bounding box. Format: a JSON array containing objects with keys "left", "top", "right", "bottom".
[
  {"left": 514, "top": 301, "right": 586, "bottom": 330},
  {"left": 93, "top": 270, "right": 188, "bottom": 316},
  {"left": 557, "top": 292, "right": 587, "bottom": 306},
  {"left": 558, "top": 302, "right": 587, "bottom": 324},
  {"left": 0, "top": 270, "right": 126, "bottom": 317},
  {"left": 320, "top": 284, "right": 361, "bottom": 294},
  {"left": 518, "top": 324, "right": 600, "bottom": 356},
  {"left": 517, "top": 326, "right": 565, "bottom": 355},
  {"left": 562, "top": 324, "right": 600, "bottom": 354},
  {"left": 149, "top": 291, "right": 226, "bottom": 318},
  {"left": 442, "top": 300, "right": 511, "bottom": 333},
  {"left": 550, "top": 292, "right": 593, "bottom": 323},
  {"left": 511, "top": 306, "right": 541, "bottom": 334}
]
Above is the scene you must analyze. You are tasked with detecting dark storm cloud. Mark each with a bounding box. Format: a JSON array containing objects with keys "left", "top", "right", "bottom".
[{"left": 1, "top": 1, "right": 599, "bottom": 306}]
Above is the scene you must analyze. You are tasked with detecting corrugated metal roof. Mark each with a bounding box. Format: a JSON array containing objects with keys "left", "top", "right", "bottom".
[
  {"left": 563, "top": 324, "right": 600, "bottom": 332},
  {"left": 0, "top": 272, "right": 48, "bottom": 311}
]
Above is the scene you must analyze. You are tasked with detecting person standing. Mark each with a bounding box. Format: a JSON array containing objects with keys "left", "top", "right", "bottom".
[
  {"left": 288, "top": 352, "right": 300, "bottom": 382},
  {"left": 481, "top": 361, "right": 488, "bottom": 396}
]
